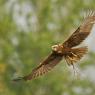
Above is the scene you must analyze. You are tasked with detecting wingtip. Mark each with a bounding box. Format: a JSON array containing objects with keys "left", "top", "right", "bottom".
[
  {"left": 84, "top": 10, "right": 95, "bottom": 18},
  {"left": 12, "top": 77, "right": 24, "bottom": 82}
]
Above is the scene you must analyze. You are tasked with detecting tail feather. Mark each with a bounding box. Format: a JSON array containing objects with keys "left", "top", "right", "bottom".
[{"left": 65, "top": 46, "right": 88, "bottom": 65}]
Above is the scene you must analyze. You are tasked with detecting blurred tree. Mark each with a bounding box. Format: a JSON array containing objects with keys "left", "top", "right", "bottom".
[{"left": 0, "top": 0, "right": 95, "bottom": 95}]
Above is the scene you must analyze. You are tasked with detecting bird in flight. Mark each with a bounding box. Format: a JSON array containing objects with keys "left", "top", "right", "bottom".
[{"left": 13, "top": 11, "right": 95, "bottom": 81}]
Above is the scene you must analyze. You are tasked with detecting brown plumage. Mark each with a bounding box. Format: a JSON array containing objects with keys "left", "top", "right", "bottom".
[{"left": 13, "top": 11, "right": 95, "bottom": 81}]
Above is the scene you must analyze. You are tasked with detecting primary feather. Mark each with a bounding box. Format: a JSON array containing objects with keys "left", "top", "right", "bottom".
[
  {"left": 63, "top": 11, "right": 95, "bottom": 48},
  {"left": 13, "top": 53, "right": 63, "bottom": 81}
]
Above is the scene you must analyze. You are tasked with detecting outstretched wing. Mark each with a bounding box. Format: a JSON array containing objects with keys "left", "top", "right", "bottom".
[
  {"left": 13, "top": 52, "right": 63, "bottom": 81},
  {"left": 63, "top": 11, "right": 95, "bottom": 48}
]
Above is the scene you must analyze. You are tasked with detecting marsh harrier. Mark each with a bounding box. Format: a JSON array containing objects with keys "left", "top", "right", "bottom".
[{"left": 13, "top": 11, "right": 95, "bottom": 81}]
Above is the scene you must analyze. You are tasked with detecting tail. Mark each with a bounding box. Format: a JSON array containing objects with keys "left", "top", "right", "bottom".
[{"left": 64, "top": 46, "right": 88, "bottom": 66}]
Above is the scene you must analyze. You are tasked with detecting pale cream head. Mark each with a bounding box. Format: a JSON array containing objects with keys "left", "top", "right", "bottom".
[
  {"left": 51, "top": 44, "right": 63, "bottom": 53},
  {"left": 52, "top": 45, "right": 59, "bottom": 51}
]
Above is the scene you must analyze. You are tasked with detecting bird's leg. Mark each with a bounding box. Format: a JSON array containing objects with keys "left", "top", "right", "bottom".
[
  {"left": 72, "top": 63, "right": 79, "bottom": 79},
  {"left": 72, "top": 64, "right": 76, "bottom": 76},
  {"left": 67, "top": 56, "right": 78, "bottom": 78},
  {"left": 65, "top": 56, "right": 71, "bottom": 65}
]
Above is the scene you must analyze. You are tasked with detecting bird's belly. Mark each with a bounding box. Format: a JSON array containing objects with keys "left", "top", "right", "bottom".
[{"left": 62, "top": 48, "right": 71, "bottom": 55}]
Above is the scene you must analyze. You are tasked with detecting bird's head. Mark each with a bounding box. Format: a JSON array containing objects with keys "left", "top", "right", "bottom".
[{"left": 51, "top": 44, "right": 63, "bottom": 54}]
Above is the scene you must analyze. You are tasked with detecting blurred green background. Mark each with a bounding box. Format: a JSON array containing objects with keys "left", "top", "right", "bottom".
[{"left": 0, "top": 0, "right": 95, "bottom": 95}]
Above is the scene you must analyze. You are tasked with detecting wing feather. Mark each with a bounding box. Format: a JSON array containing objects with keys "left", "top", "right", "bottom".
[
  {"left": 23, "top": 52, "right": 63, "bottom": 80},
  {"left": 63, "top": 11, "right": 95, "bottom": 48}
]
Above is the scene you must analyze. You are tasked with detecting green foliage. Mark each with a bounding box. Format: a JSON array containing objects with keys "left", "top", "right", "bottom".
[{"left": 0, "top": 0, "right": 95, "bottom": 95}]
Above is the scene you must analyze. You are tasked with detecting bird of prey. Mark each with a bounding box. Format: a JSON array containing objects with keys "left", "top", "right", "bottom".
[{"left": 13, "top": 11, "right": 95, "bottom": 81}]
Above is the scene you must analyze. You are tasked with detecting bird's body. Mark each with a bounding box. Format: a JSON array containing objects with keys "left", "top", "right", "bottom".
[{"left": 13, "top": 10, "right": 95, "bottom": 81}]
